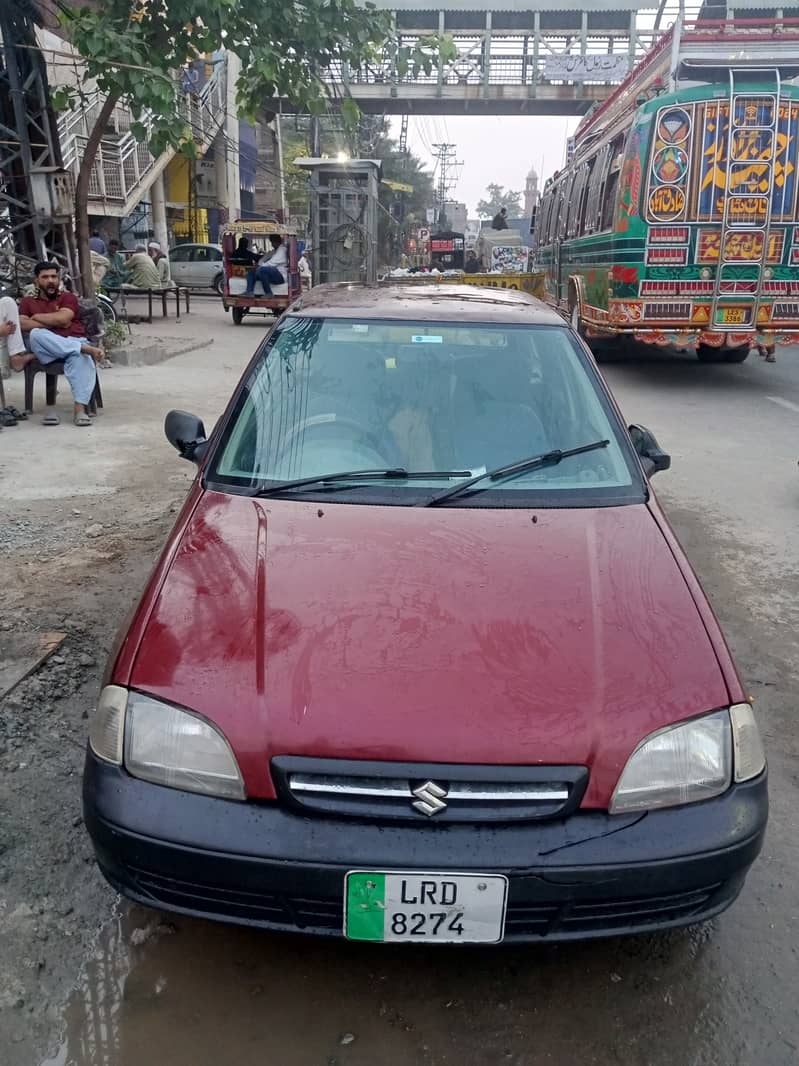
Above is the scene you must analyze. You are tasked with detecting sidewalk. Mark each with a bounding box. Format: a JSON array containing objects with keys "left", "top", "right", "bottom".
[{"left": 0, "top": 302, "right": 268, "bottom": 503}]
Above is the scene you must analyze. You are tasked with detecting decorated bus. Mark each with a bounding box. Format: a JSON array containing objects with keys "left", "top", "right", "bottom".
[{"left": 536, "top": 14, "right": 799, "bottom": 361}]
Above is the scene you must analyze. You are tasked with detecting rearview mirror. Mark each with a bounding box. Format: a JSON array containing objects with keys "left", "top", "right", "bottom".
[
  {"left": 628, "top": 424, "right": 671, "bottom": 477},
  {"left": 165, "top": 410, "right": 208, "bottom": 464}
]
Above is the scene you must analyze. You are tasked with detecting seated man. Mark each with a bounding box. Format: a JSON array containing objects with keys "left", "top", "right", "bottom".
[
  {"left": 245, "top": 234, "right": 288, "bottom": 296},
  {"left": 102, "top": 239, "right": 129, "bottom": 289},
  {"left": 124, "top": 244, "right": 162, "bottom": 289},
  {"left": 148, "top": 241, "right": 173, "bottom": 288},
  {"left": 230, "top": 236, "right": 260, "bottom": 266},
  {"left": 10, "top": 261, "right": 103, "bottom": 427}
]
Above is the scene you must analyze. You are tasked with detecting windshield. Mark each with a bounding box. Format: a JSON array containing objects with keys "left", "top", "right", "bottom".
[{"left": 209, "top": 316, "right": 642, "bottom": 506}]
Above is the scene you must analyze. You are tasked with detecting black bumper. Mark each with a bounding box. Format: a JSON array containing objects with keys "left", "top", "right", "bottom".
[{"left": 83, "top": 753, "right": 768, "bottom": 942}]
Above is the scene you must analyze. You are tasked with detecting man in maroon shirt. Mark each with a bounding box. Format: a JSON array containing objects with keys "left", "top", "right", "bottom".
[{"left": 12, "top": 261, "right": 104, "bottom": 426}]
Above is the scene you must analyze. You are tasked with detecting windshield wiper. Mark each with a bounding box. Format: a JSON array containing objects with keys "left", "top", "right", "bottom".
[
  {"left": 424, "top": 440, "right": 610, "bottom": 507},
  {"left": 253, "top": 468, "right": 472, "bottom": 497}
]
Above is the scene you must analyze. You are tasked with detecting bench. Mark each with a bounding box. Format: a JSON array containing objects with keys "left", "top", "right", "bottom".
[{"left": 104, "top": 286, "right": 190, "bottom": 323}]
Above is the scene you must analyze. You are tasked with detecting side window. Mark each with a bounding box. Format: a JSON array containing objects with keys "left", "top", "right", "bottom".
[
  {"left": 210, "top": 248, "right": 223, "bottom": 262},
  {"left": 601, "top": 169, "right": 620, "bottom": 231},
  {"left": 558, "top": 172, "right": 575, "bottom": 239},
  {"left": 170, "top": 246, "right": 192, "bottom": 263},
  {"left": 541, "top": 193, "right": 552, "bottom": 244},
  {"left": 549, "top": 189, "right": 558, "bottom": 245},
  {"left": 578, "top": 156, "right": 596, "bottom": 235},
  {"left": 585, "top": 145, "right": 611, "bottom": 235},
  {"left": 192, "top": 247, "right": 211, "bottom": 263},
  {"left": 537, "top": 194, "right": 551, "bottom": 245},
  {"left": 567, "top": 166, "right": 587, "bottom": 238}
]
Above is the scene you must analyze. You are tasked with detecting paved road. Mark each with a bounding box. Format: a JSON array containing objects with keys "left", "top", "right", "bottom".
[{"left": 37, "top": 340, "right": 799, "bottom": 1066}]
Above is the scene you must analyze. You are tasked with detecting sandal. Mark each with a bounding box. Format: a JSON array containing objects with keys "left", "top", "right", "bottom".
[
  {"left": 73, "top": 411, "right": 91, "bottom": 427},
  {"left": 3, "top": 406, "right": 27, "bottom": 420},
  {"left": 0, "top": 410, "right": 18, "bottom": 426},
  {"left": 41, "top": 410, "right": 60, "bottom": 426}
]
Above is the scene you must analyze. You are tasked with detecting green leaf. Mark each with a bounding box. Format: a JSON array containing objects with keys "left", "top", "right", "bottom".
[{"left": 341, "top": 96, "right": 360, "bottom": 129}]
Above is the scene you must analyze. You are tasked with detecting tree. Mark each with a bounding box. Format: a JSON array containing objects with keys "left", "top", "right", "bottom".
[
  {"left": 55, "top": 0, "right": 454, "bottom": 294},
  {"left": 476, "top": 183, "right": 522, "bottom": 219}
]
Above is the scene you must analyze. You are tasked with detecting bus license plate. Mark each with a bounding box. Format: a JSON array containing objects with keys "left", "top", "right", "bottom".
[
  {"left": 718, "top": 307, "right": 749, "bottom": 325},
  {"left": 345, "top": 871, "right": 508, "bottom": 943}
]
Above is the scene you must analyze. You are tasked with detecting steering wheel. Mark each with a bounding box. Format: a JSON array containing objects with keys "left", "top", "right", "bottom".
[{"left": 273, "top": 412, "right": 395, "bottom": 469}]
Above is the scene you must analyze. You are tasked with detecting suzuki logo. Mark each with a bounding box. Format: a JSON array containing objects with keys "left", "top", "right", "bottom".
[{"left": 411, "top": 780, "right": 448, "bottom": 817}]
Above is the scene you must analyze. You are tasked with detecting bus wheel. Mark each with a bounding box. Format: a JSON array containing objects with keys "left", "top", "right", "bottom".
[
  {"left": 696, "top": 344, "right": 725, "bottom": 363},
  {"left": 232, "top": 307, "right": 246, "bottom": 325},
  {"left": 723, "top": 345, "right": 750, "bottom": 364}
]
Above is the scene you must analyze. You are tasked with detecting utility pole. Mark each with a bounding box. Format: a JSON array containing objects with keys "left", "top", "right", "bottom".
[{"left": 431, "top": 142, "right": 462, "bottom": 230}]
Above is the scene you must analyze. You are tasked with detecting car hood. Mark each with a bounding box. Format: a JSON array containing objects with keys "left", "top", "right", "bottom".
[{"left": 129, "top": 490, "right": 730, "bottom": 806}]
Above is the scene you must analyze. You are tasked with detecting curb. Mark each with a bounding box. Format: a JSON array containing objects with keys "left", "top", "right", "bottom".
[{"left": 107, "top": 336, "right": 214, "bottom": 367}]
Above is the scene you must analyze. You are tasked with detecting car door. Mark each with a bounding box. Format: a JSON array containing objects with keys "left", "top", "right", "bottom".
[
  {"left": 188, "top": 246, "right": 214, "bottom": 289},
  {"left": 169, "top": 245, "right": 194, "bottom": 287}
]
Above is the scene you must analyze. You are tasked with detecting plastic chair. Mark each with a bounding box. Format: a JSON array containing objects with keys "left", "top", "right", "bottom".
[{"left": 23, "top": 359, "right": 103, "bottom": 415}]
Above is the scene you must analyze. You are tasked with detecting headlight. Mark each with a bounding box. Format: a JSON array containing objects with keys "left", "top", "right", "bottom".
[
  {"left": 125, "top": 692, "right": 245, "bottom": 800},
  {"left": 89, "top": 685, "right": 245, "bottom": 800},
  {"left": 729, "top": 701, "right": 766, "bottom": 782},
  {"left": 89, "top": 685, "right": 127, "bottom": 764},
  {"left": 610, "top": 706, "right": 765, "bottom": 814}
]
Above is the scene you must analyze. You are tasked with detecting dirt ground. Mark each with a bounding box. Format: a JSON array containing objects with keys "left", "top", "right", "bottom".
[
  {"left": 0, "top": 304, "right": 257, "bottom": 1061},
  {"left": 1, "top": 309, "right": 798, "bottom": 1066}
]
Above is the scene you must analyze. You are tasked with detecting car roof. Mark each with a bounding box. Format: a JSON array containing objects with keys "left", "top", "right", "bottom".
[{"left": 288, "top": 284, "right": 566, "bottom": 326}]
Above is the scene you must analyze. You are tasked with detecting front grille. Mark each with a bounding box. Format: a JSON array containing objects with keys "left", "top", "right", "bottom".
[
  {"left": 127, "top": 865, "right": 727, "bottom": 940},
  {"left": 643, "top": 301, "right": 692, "bottom": 320},
  {"left": 271, "top": 757, "right": 588, "bottom": 823}
]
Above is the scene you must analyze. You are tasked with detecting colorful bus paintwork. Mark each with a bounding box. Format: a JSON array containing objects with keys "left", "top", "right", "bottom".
[{"left": 537, "top": 35, "right": 799, "bottom": 359}]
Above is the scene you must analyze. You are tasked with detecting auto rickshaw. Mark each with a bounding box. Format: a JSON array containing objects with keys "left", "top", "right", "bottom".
[{"left": 221, "top": 220, "right": 301, "bottom": 325}]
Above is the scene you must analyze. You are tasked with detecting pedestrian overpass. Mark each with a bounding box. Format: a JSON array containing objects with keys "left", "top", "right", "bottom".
[{"left": 285, "top": 0, "right": 665, "bottom": 116}]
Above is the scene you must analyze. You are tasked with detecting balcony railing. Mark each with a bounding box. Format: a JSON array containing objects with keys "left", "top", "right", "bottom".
[{"left": 57, "top": 61, "right": 226, "bottom": 216}]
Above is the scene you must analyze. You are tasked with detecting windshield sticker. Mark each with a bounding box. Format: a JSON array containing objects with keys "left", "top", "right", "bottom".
[
  {"left": 385, "top": 357, "right": 397, "bottom": 369},
  {"left": 327, "top": 326, "right": 369, "bottom": 341},
  {"left": 411, "top": 335, "right": 443, "bottom": 344}
]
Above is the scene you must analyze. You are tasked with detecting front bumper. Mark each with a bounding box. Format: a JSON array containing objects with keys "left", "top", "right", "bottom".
[{"left": 83, "top": 753, "right": 767, "bottom": 942}]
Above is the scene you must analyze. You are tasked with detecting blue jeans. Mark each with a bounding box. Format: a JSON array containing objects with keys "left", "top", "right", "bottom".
[
  {"left": 29, "top": 328, "right": 97, "bottom": 406},
  {"left": 245, "top": 265, "right": 285, "bottom": 296}
]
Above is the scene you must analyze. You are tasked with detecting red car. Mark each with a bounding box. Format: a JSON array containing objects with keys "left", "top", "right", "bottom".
[{"left": 84, "top": 285, "right": 767, "bottom": 944}]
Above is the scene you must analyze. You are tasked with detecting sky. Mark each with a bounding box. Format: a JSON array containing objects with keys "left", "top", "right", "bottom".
[{"left": 390, "top": 114, "right": 580, "bottom": 217}]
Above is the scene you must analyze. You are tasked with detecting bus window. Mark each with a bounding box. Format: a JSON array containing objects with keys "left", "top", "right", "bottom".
[
  {"left": 566, "top": 166, "right": 587, "bottom": 237},
  {"left": 577, "top": 157, "right": 595, "bottom": 235},
  {"left": 601, "top": 167, "right": 620, "bottom": 231},
  {"left": 538, "top": 193, "right": 551, "bottom": 246},
  {"left": 558, "top": 171, "right": 576, "bottom": 239},
  {"left": 584, "top": 145, "right": 610, "bottom": 234}
]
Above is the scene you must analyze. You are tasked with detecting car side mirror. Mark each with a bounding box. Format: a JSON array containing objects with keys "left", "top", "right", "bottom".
[
  {"left": 628, "top": 423, "right": 671, "bottom": 477},
  {"left": 165, "top": 409, "right": 209, "bottom": 464}
]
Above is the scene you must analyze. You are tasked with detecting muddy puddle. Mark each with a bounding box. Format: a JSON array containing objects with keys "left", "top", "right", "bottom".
[{"left": 40, "top": 883, "right": 796, "bottom": 1066}]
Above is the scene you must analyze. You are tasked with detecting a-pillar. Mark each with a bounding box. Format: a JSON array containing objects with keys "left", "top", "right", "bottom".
[{"left": 151, "top": 171, "right": 169, "bottom": 250}]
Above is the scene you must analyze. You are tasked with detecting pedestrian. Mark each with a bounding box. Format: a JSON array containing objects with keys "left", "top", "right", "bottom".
[
  {"left": 10, "top": 261, "right": 104, "bottom": 427},
  {"left": 464, "top": 252, "right": 481, "bottom": 274},
  {"left": 298, "top": 250, "right": 312, "bottom": 289},
  {"left": 757, "top": 342, "right": 776, "bottom": 363},
  {"left": 491, "top": 207, "right": 509, "bottom": 230},
  {"left": 89, "top": 230, "right": 108, "bottom": 256}
]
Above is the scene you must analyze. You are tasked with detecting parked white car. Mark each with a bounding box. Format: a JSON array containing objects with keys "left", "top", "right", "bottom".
[{"left": 168, "top": 243, "right": 224, "bottom": 294}]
